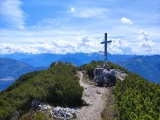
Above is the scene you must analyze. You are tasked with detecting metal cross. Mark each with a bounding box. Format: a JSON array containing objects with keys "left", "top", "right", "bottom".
[{"left": 101, "top": 33, "right": 112, "bottom": 67}]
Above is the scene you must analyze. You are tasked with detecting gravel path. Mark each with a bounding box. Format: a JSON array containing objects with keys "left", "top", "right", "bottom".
[{"left": 75, "top": 71, "right": 109, "bottom": 120}]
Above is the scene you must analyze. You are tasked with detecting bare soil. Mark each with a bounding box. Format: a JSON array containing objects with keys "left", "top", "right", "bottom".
[{"left": 75, "top": 71, "right": 110, "bottom": 120}]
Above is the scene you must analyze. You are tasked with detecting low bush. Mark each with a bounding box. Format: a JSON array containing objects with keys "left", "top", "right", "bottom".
[
  {"left": 0, "top": 62, "right": 83, "bottom": 119},
  {"left": 114, "top": 74, "right": 160, "bottom": 120}
]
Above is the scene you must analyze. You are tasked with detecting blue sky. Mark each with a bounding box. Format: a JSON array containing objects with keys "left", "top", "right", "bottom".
[{"left": 0, "top": 0, "right": 160, "bottom": 54}]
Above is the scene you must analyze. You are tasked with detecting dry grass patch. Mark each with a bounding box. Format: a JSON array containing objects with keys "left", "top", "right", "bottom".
[
  {"left": 20, "top": 108, "right": 53, "bottom": 120},
  {"left": 81, "top": 71, "right": 94, "bottom": 85},
  {"left": 101, "top": 88, "right": 118, "bottom": 120}
]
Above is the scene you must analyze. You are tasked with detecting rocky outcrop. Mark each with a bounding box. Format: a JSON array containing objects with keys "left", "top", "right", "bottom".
[
  {"left": 31, "top": 99, "right": 75, "bottom": 119},
  {"left": 52, "top": 106, "right": 75, "bottom": 120},
  {"left": 31, "top": 99, "right": 52, "bottom": 111},
  {"left": 93, "top": 68, "right": 116, "bottom": 86},
  {"left": 113, "top": 69, "right": 127, "bottom": 80}
]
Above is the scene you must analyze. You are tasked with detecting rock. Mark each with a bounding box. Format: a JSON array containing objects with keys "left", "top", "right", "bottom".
[
  {"left": 65, "top": 112, "right": 73, "bottom": 119},
  {"left": 113, "top": 69, "right": 127, "bottom": 80},
  {"left": 31, "top": 99, "right": 40, "bottom": 107},
  {"left": 46, "top": 112, "right": 52, "bottom": 118},
  {"left": 96, "top": 90, "right": 101, "bottom": 94},
  {"left": 10, "top": 111, "right": 19, "bottom": 120},
  {"left": 94, "top": 67, "right": 116, "bottom": 86},
  {"left": 38, "top": 104, "right": 52, "bottom": 111},
  {"left": 66, "top": 107, "right": 75, "bottom": 114},
  {"left": 52, "top": 106, "right": 75, "bottom": 120}
]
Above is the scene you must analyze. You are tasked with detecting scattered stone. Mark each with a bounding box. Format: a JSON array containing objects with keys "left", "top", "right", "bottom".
[
  {"left": 10, "top": 111, "right": 19, "bottom": 120},
  {"left": 52, "top": 106, "right": 75, "bottom": 120},
  {"left": 38, "top": 104, "right": 52, "bottom": 111},
  {"left": 46, "top": 112, "right": 52, "bottom": 118},
  {"left": 31, "top": 99, "right": 52, "bottom": 111},
  {"left": 96, "top": 90, "right": 101, "bottom": 94},
  {"left": 113, "top": 69, "right": 127, "bottom": 80},
  {"left": 31, "top": 99, "right": 40, "bottom": 107}
]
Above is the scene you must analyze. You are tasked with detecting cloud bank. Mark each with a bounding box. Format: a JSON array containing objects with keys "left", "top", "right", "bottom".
[
  {"left": 0, "top": 30, "right": 159, "bottom": 55},
  {"left": 0, "top": 36, "right": 101, "bottom": 54}
]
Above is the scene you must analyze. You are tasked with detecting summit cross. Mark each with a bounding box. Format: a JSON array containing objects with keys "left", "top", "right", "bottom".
[{"left": 101, "top": 33, "right": 112, "bottom": 67}]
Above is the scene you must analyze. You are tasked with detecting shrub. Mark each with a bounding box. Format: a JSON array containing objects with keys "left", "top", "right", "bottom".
[
  {"left": 114, "top": 74, "right": 160, "bottom": 120},
  {"left": 0, "top": 62, "right": 83, "bottom": 119}
]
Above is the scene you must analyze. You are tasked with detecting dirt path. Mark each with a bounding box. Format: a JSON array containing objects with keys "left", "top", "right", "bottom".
[{"left": 75, "top": 71, "right": 109, "bottom": 120}]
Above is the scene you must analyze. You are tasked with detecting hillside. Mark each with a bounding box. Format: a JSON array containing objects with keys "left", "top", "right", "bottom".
[
  {"left": 0, "top": 60, "right": 160, "bottom": 120},
  {"left": 0, "top": 58, "right": 45, "bottom": 91},
  {"left": 121, "top": 55, "right": 160, "bottom": 83},
  {"left": 0, "top": 57, "right": 34, "bottom": 79},
  {"left": 114, "top": 74, "right": 160, "bottom": 119},
  {"left": 80, "top": 61, "right": 160, "bottom": 120},
  {"left": 0, "top": 62, "right": 83, "bottom": 120}
]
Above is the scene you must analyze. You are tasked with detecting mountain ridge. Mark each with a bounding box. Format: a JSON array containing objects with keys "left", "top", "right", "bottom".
[
  {"left": 0, "top": 57, "right": 45, "bottom": 91},
  {"left": 0, "top": 61, "right": 159, "bottom": 120},
  {"left": 0, "top": 53, "right": 159, "bottom": 92},
  {"left": 120, "top": 55, "right": 160, "bottom": 83},
  {"left": 0, "top": 52, "right": 135, "bottom": 67}
]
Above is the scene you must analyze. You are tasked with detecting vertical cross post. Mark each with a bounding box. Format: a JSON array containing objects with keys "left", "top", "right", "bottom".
[{"left": 101, "top": 33, "right": 112, "bottom": 67}]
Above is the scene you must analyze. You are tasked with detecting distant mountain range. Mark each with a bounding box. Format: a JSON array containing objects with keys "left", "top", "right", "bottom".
[
  {"left": 0, "top": 52, "right": 134, "bottom": 67},
  {"left": 0, "top": 53, "right": 159, "bottom": 91},
  {"left": 120, "top": 55, "right": 160, "bottom": 83},
  {"left": 0, "top": 57, "right": 45, "bottom": 91}
]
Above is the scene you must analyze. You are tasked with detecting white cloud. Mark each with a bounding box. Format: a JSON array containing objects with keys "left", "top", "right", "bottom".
[
  {"left": 0, "top": 35, "right": 133, "bottom": 54},
  {"left": 0, "top": 0, "right": 25, "bottom": 29},
  {"left": 138, "top": 30, "right": 154, "bottom": 48},
  {"left": 121, "top": 17, "right": 133, "bottom": 25},
  {"left": 0, "top": 36, "right": 102, "bottom": 54},
  {"left": 35, "top": 19, "right": 56, "bottom": 29},
  {"left": 0, "top": 32, "right": 159, "bottom": 55},
  {"left": 135, "top": 30, "right": 160, "bottom": 54},
  {"left": 31, "top": 18, "right": 70, "bottom": 30},
  {"left": 108, "top": 39, "right": 133, "bottom": 54},
  {"left": 70, "top": 7, "right": 107, "bottom": 18},
  {"left": 0, "top": 43, "right": 40, "bottom": 54},
  {"left": 70, "top": 7, "right": 75, "bottom": 13},
  {"left": 138, "top": 30, "right": 149, "bottom": 41}
]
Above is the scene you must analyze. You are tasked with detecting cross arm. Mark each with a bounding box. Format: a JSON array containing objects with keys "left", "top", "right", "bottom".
[{"left": 101, "top": 40, "right": 112, "bottom": 44}]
